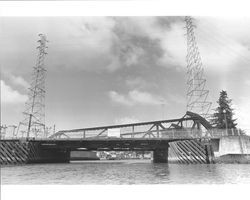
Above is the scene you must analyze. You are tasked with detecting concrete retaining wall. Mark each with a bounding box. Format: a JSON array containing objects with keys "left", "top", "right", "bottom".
[
  {"left": 218, "top": 135, "right": 250, "bottom": 156},
  {"left": 216, "top": 154, "right": 250, "bottom": 164}
]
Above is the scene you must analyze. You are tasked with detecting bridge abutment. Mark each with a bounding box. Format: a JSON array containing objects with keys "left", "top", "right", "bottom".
[
  {"left": 153, "top": 146, "right": 169, "bottom": 163},
  {"left": 0, "top": 140, "right": 71, "bottom": 165}
]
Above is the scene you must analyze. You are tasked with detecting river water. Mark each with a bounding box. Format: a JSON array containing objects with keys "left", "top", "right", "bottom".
[{"left": 1, "top": 160, "right": 250, "bottom": 184}]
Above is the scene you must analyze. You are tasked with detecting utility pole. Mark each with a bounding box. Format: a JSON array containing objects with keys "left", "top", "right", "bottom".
[
  {"left": 185, "top": 17, "right": 212, "bottom": 119},
  {"left": 18, "top": 34, "right": 48, "bottom": 139}
]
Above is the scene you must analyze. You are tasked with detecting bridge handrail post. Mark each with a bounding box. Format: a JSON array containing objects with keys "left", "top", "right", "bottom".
[{"left": 156, "top": 124, "right": 159, "bottom": 138}]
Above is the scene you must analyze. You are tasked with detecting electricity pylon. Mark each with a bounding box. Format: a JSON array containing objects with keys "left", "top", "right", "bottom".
[
  {"left": 17, "top": 34, "right": 48, "bottom": 138},
  {"left": 185, "top": 16, "right": 212, "bottom": 119}
]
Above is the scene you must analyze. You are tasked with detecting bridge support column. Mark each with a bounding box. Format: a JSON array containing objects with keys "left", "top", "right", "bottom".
[
  {"left": 153, "top": 146, "right": 169, "bottom": 163},
  {"left": 33, "top": 149, "right": 71, "bottom": 163},
  {"left": 27, "top": 144, "right": 71, "bottom": 164},
  {"left": 204, "top": 143, "right": 215, "bottom": 164}
]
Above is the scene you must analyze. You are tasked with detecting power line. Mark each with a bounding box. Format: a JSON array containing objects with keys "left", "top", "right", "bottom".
[{"left": 196, "top": 18, "right": 250, "bottom": 64}]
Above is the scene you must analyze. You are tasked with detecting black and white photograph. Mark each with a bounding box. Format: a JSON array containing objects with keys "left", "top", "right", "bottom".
[{"left": 1, "top": 1, "right": 250, "bottom": 197}]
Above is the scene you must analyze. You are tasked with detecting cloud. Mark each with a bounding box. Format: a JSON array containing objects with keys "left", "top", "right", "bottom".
[
  {"left": 10, "top": 75, "right": 29, "bottom": 89},
  {"left": 73, "top": 17, "right": 128, "bottom": 72},
  {"left": 1, "top": 80, "right": 28, "bottom": 104},
  {"left": 4, "top": 72, "right": 30, "bottom": 89},
  {"left": 245, "top": 80, "right": 250, "bottom": 86},
  {"left": 144, "top": 16, "right": 250, "bottom": 73},
  {"left": 125, "top": 76, "right": 157, "bottom": 90},
  {"left": 111, "top": 19, "right": 149, "bottom": 68},
  {"left": 122, "top": 46, "right": 145, "bottom": 67},
  {"left": 194, "top": 17, "right": 250, "bottom": 73},
  {"left": 2, "top": 17, "right": 250, "bottom": 75},
  {"left": 112, "top": 17, "right": 185, "bottom": 69},
  {"left": 156, "top": 21, "right": 186, "bottom": 68},
  {"left": 109, "top": 89, "right": 164, "bottom": 106},
  {"left": 114, "top": 116, "right": 140, "bottom": 125},
  {"left": 109, "top": 91, "right": 132, "bottom": 106},
  {"left": 1, "top": 17, "right": 121, "bottom": 73},
  {"left": 129, "top": 90, "right": 163, "bottom": 105},
  {"left": 167, "top": 94, "right": 186, "bottom": 105},
  {"left": 118, "top": 16, "right": 250, "bottom": 73}
]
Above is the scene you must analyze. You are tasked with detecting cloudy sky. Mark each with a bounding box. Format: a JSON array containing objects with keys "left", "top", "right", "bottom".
[{"left": 1, "top": 16, "right": 250, "bottom": 134}]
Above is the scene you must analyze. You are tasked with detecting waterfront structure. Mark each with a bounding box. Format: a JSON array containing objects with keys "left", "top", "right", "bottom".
[{"left": 0, "top": 112, "right": 216, "bottom": 165}]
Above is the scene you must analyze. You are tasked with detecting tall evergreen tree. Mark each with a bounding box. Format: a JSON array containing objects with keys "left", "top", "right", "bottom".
[{"left": 210, "top": 90, "right": 237, "bottom": 129}]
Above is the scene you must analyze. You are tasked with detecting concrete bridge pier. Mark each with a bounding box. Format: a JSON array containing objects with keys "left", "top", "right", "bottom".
[
  {"left": 153, "top": 145, "right": 169, "bottom": 163},
  {"left": 27, "top": 147, "right": 71, "bottom": 164}
]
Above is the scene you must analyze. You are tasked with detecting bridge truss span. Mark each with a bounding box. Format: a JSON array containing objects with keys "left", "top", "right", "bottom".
[
  {"left": 1, "top": 112, "right": 217, "bottom": 164},
  {"left": 49, "top": 112, "right": 212, "bottom": 140}
]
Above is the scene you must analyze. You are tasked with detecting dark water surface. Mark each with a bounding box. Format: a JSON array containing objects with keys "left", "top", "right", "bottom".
[{"left": 1, "top": 160, "right": 250, "bottom": 184}]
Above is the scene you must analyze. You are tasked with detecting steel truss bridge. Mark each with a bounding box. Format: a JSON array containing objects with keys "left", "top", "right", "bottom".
[
  {"left": 27, "top": 111, "right": 213, "bottom": 164},
  {"left": 1, "top": 111, "right": 236, "bottom": 165},
  {"left": 49, "top": 111, "right": 212, "bottom": 140}
]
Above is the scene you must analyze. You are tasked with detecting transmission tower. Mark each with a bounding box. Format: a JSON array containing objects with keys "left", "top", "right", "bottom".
[
  {"left": 185, "top": 16, "right": 212, "bottom": 119},
  {"left": 17, "top": 34, "right": 48, "bottom": 138}
]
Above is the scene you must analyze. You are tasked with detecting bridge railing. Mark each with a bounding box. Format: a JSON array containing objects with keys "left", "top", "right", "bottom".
[
  {"left": 1, "top": 128, "right": 245, "bottom": 140},
  {"left": 118, "top": 128, "right": 203, "bottom": 139},
  {"left": 206, "top": 128, "right": 244, "bottom": 138}
]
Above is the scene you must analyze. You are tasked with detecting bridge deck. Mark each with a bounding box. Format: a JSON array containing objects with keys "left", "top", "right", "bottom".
[{"left": 35, "top": 138, "right": 194, "bottom": 151}]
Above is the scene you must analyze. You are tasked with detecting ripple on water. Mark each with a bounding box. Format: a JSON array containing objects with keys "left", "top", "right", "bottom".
[{"left": 1, "top": 160, "right": 250, "bottom": 184}]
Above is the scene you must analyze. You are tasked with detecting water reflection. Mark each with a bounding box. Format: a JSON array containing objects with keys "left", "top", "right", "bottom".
[
  {"left": 1, "top": 160, "right": 250, "bottom": 184},
  {"left": 152, "top": 164, "right": 170, "bottom": 176}
]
